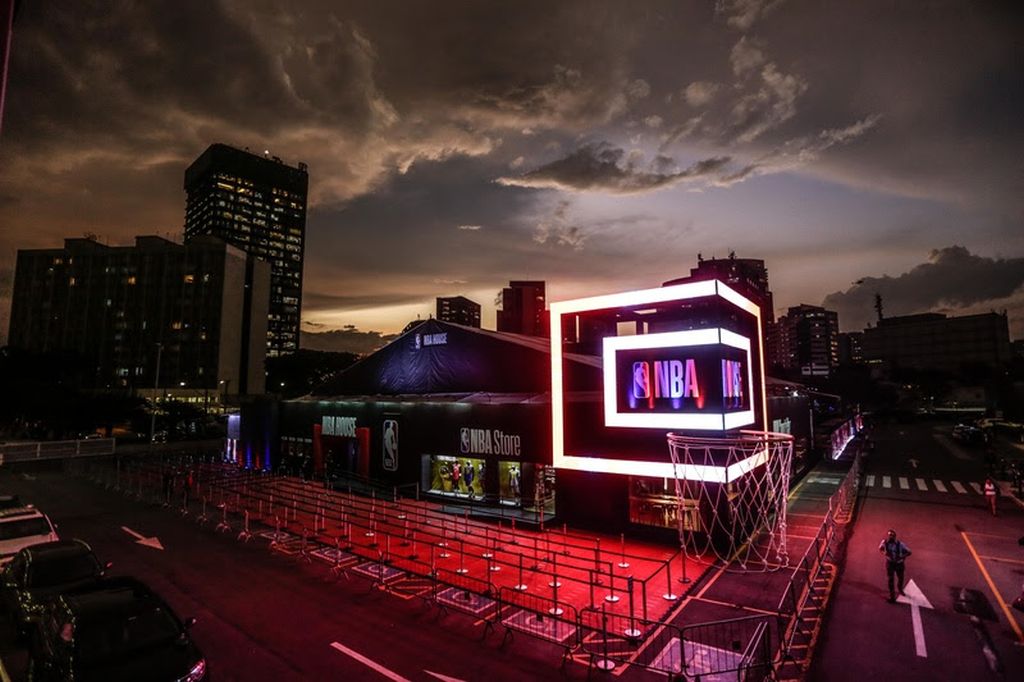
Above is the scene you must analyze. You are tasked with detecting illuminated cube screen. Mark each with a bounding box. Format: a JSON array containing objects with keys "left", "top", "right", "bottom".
[{"left": 550, "top": 279, "right": 767, "bottom": 478}]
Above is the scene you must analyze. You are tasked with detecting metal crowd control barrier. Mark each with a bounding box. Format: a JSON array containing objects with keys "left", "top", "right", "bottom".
[
  {"left": 0, "top": 438, "right": 116, "bottom": 463},
  {"left": 68, "top": 454, "right": 864, "bottom": 678},
  {"left": 775, "top": 451, "right": 863, "bottom": 674},
  {"left": 498, "top": 587, "right": 580, "bottom": 668}
]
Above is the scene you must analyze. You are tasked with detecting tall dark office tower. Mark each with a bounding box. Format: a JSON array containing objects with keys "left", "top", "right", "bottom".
[
  {"left": 436, "top": 296, "right": 481, "bottom": 328},
  {"left": 496, "top": 281, "right": 547, "bottom": 337},
  {"left": 184, "top": 144, "right": 308, "bottom": 357}
]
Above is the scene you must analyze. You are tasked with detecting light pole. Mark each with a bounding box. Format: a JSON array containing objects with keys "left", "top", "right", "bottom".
[
  {"left": 219, "top": 379, "right": 231, "bottom": 412},
  {"left": 149, "top": 342, "right": 163, "bottom": 444}
]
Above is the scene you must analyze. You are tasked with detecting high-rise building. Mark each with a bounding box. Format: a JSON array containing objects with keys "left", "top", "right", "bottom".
[
  {"left": 837, "top": 331, "right": 864, "bottom": 366},
  {"left": 496, "top": 281, "right": 547, "bottom": 337},
  {"left": 7, "top": 236, "right": 270, "bottom": 401},
  {"left": 436, "top": 296, "right": 481, "bottom": 328},
  {"left": 862, "top": 312, "right": 1011, "bottom": 374},
  {"left": 665, "top": 253, "right": 775, "bottom": 323},
  {"left": 184, "top": 143, "right": 308, "bottom": 357},
  {"left": 770, "top": 304, "right": 840, "bottom": 376}
]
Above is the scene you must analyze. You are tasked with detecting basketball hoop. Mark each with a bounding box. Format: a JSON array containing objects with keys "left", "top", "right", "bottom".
[{"left": 666, "top": 430, "right": 793, "bottom": 571}]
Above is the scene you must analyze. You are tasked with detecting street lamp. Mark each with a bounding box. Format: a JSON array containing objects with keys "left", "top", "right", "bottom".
[{"left": 149, "top": 342, "right": 163, "bottom": 444}]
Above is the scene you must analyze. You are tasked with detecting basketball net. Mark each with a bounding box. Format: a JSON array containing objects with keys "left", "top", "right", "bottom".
[{"left": 666, "top": 430, "right": 793, "bottom": 571}]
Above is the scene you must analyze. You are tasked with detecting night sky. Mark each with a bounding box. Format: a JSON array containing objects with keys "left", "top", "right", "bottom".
[{"left": 1, "top": 1, "right": 1022, "bottom": 351}]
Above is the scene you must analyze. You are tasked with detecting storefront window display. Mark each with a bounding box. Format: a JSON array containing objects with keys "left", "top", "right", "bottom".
[
  {"left": 427, "top": 455, "right": 485, "bottom": 498},
  {"left": 499, "top": 461, "right": 522, "bottom": 505}
]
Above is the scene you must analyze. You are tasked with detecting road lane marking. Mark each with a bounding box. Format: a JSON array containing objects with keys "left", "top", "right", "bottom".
[
  {"left": 882, "top": 476, "right": 892, "bottom": 488},
  {"left": 951, "top": 481, "right": 967, "bottom": 494},
  {"left": 969, "top": 482, "right": 983, "bottom": 494},
  {"left": 866, "top": 475, "right": 875, "bottom": 487},
  {"left": 899, "top": 477, "right": 909, "bottom": 489},
  {"left": 330, "top": 642, "right": 413, "bottom": 682},
  {"left": 933, "top": 480, "right": 947, "bottom": 492},
  {"left": 978, "top": 555, "right": 1024, "bottom": 566},
  {"left": 915, "top": 478, "right": 928, "bottom": 491},
  {"left": 896, "top": 579, "right": 933, "bottom": 657},
  {"left": 960, "top": 532, "right": 1024, "bottom": 644}
]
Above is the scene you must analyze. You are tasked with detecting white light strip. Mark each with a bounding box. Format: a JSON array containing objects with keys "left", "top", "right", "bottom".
[
  {"left": 550, "top": 279, "right": 717, "bottom": 315},
  {"left": 557, "top": 449, "right": 769, "bottom": 483},
  {"left": 550, "top": 279, "right": 765, "bottom": 474}
]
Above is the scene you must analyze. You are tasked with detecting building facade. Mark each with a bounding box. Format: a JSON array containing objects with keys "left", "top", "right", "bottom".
[
  {"left": 770, "top": 304, "right": 840, "bottom": 376},
  {"left": 496, "top": 280, "right": 547, "bottom": 337},
  {"left": 665, "top": 254, "right": 775, "bottom": 324},
  {"left": 7, "top": 236, "right": 269, "bottom": 400},
  {"left": 184, "top": 143, "right": 308, "bottom": 357},
  {"left": 862, "top": 312, "right": 1011, "bottom": 374},
  {"left": 436, "top": 296, "right": 481, "bottom": 328},
  {"left": 837, "top": 331, "right": 864, "bottom": 365}
]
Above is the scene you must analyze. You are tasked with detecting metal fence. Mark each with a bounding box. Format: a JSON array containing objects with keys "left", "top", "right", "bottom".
[{"left": 0, "top": 438, "right": 115, "bottom": 463}]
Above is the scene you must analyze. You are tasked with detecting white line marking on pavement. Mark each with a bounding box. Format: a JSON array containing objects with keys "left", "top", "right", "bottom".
[
  {"left": 969, "top": 482, "right": 983, "bottom": 494},
  {"left": 425, "top": 672, "right": 469, "bottom": 682},
  {"left": 867, "top": 475, "right": 875, "bottom": 487},
  {"left": 883, "top": 476, "right": 892, "bottom": 489},
  {"left": 330, "top": 642, "right": 413, "bottom": 682},
  {"left": 121, "top": 526, "right": 164, "bottom": 550},
  {"left": 899, "top": 477, "right": 910, "bottom": 489},
  {"left": 951, "top": 481, "right": 967, "bottom": 494},
  {"left": 933, "top": 480, "right": 947, "bottom": 492},
  {"left": 896, "top": 580, "right": 934, "bottom": 658},
  {"left": 916, "top": 478, "right": 927, "bottom": 491}
]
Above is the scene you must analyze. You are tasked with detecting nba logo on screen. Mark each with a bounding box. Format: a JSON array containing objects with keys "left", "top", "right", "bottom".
[
  {"left": 459, "top": 428, "right": 470, "bottom": 454},
  {"left": 632, "top": 362, "right": 650, "bottom": 399}
]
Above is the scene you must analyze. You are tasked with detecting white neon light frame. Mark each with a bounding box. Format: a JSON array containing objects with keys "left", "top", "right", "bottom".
[
  {"left": 602, "top": 328, "right": 754, "bottom": 431},
  {"left": 550, "top": 279, "right": 768, "bottom": 479}
]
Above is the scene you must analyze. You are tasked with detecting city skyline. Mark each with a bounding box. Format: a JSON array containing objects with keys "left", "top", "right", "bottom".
[{"left": 1, "top": 1, "right": 1022, "bottom": 353}]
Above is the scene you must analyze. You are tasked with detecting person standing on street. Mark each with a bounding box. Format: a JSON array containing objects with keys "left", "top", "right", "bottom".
[
  {"left": 879, "top": 529, "right": 912, "bottom": 603},
  {"left": 985, "top": 477, "right": 998, "bottom": 516}
]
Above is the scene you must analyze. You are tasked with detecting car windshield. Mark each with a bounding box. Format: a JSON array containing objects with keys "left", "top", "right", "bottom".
[
  {"left": 76, "top": 606, "right": 182, "bottom": 666},
  {"left": 28, "top": 554, "right": 100, "bottom": 588},
  {"left": 0, "top": 518, "right": 51, "bottom": 540}
]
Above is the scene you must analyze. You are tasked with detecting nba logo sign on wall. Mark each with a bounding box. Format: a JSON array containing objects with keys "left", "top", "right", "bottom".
[
  {"left": 382, "top": 419, "right": 398, "bottom": 471},
  {"left": 459, "top": 428, "right": 470, "bottom": 454}
]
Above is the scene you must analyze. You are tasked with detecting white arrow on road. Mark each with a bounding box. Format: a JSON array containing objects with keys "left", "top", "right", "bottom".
[
  {"left": 121, "top": 526, "right": 164, "bottom": 550},
  {"left": 896, "top": 579, "right": 933, "bottom": 657}
]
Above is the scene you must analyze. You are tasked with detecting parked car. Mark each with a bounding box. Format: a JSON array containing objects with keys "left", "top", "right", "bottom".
[
  {"left": 28, "top": 577, "right": 206, "bottom": 681},
  {"left": 0, "top": 506, "right": 58, "bottom": 567},
  {"left": 1, "top": 539, "right": 109, "bottom": 637},
  {"left": 952, "top": 423, "right": 989, "bottom": 446},
  {"left": 0, "top": 494, "right": 23, "bottom": 510}
]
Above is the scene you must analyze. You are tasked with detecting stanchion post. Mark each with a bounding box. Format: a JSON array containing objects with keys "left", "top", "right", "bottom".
[
  {"left": 663, "top": 559, "right": 679, "bottom": 601},
  {"left": 624, "top": 576, "right": 640, "bottom": 638},
  {"left": 618, "top": 532, "right": 630, "bottom": 569},
  {"left": 515, "top": 552, "right": 527, "bottom": 591}
]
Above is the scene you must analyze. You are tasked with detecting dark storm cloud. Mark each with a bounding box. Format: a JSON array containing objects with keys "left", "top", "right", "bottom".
[
  {"left": 822, "top": 247, "right": 1024, "bottom": 332},
  {"left": 300, "top": 326, "right": 399, "bottom": 355},
  {"left": 498, "top": 143, "right": 731, "bottom": 194}
]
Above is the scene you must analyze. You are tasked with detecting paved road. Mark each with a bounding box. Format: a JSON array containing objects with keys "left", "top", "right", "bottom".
[
  {"left": 1, "top": 463, "right": 664, "bottom": 681},
  {"left": 811, "top": 420, "right": 1024, "bottom": 681}
]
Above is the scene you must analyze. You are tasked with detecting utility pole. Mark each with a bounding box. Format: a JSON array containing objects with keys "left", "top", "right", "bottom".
[{"left": 149, "top": 342, "right": 163, "bottom": 444}]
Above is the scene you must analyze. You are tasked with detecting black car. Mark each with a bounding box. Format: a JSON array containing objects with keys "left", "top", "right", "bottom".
[
  {"left": 0, "top": 494, "right": 22, "bottom": 510},
  {"left": 28, "top": 577, "right": 206, "bottom": 682},
  {"left": 1, "top": 539, "right": 108, "bottom": 637}
]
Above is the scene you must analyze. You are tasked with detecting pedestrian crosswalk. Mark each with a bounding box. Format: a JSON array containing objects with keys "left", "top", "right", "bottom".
[{"left": 865, "top": 475, "right": 989, "bottom": 495}]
